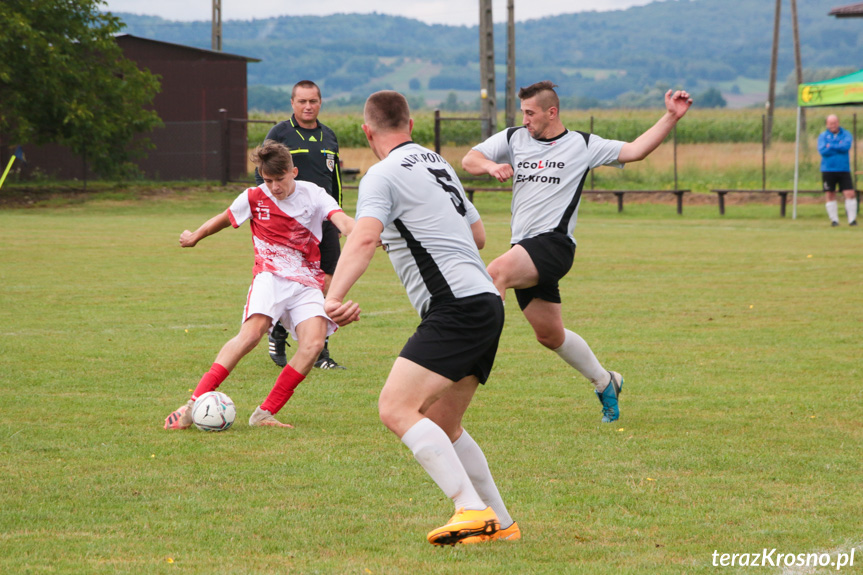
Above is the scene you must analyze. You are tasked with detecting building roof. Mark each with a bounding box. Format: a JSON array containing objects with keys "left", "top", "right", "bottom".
[
  {"left": 114, "top": 34, "right": 261, "bottom": 62},
  {"left": 829, "top": 2, "right": 863, "bottom": 17}
]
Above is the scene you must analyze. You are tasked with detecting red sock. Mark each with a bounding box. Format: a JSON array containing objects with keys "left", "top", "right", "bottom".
[
  {"left": 191, "top": 363, "right": 230, "bottom": 400},
  {"left": 260, "top": 365, "right": 305, "bottom": 415}
]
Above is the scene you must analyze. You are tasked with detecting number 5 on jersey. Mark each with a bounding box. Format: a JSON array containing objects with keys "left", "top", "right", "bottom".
[{"left": 428, "top": 168, "right": 467, "bottom": 216}]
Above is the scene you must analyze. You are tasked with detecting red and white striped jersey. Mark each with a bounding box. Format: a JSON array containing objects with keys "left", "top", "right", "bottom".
[{"left": 228, "top": 180, "right": 342, "bottom": 289}]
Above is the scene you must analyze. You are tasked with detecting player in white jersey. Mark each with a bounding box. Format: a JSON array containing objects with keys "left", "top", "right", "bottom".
[
  {"left": 164, "top": 141, "right": 355, "bottom": 430},
  {"left": 463, "top": 81, "right": 692, "bottom": 423},
  {"left": 324, "top": 91, "right": 518, "bottom": 546}
]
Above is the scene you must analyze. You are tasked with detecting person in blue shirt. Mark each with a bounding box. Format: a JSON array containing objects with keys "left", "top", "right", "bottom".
[{"left": 817, "top": 115, "right": 857, "bottom": 227}]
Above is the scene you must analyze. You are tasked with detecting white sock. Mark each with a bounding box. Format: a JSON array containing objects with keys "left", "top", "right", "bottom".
[
  {"left": 401, "top": 418, "right": 485, "bottom": 511},
  {"left": 826, "top": 200, "right": 839, "bottom": 223},
  {"left": 553, "top": 329, "right": 612, "bottom": 392},
  {"left": 453, "top": 429, "right": 513, "bottom": 528},
  {"left": 845, "top": 198, "right": 857, "bottom": 223}
]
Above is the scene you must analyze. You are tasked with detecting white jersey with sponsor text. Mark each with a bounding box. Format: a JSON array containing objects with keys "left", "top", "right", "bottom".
[
  {"left": 357, "top": 142, "right": 497, "bottom": 316},
  {"left": 228, "top": 180, "right": 342, "bottom": 290},
  {"left": 473, "top": 126, "right": 625, "bottom": 244}
]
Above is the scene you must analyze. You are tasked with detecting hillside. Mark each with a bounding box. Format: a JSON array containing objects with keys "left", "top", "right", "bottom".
[{"left": 113, "top": 0, "right": 863, "bottom": 109}]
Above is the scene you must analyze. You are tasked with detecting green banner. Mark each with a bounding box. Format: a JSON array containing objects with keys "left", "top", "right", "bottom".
[{"left": 798, "top": 69, "right": 863, "bottom": 107}]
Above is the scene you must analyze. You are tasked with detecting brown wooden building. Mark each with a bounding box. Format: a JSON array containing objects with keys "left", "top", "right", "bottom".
[
  {"left": 830, "top": 2, "right": 863, "bottom": 17},
  {"left": 4, "top": 34, "right": 260, "bottom": 182}
]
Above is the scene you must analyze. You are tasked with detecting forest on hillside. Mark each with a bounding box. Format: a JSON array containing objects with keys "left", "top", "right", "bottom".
[{"left": 114, "top": 0, "right": 862, "bottom": 109}]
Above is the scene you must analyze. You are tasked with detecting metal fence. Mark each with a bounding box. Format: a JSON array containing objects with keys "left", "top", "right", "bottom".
[
  {"left": 2, "top": 113, "right": 274, "bottom": 184},
  {"left": 137, "top": 114, "right": 274, "bottom": 183}
]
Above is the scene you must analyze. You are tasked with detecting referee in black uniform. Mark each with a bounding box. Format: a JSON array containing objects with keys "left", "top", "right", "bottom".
[{"left": 255, "top": 80, "right": 345, "bottom": 369}]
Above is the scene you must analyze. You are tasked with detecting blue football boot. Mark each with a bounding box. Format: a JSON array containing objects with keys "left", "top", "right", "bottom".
[{"left": 596, "top": 371, "right": 623, "bottom": 423}]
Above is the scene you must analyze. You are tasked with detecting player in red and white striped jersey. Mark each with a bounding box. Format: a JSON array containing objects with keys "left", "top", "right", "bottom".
[{"left": 164, "top": 141, "right": 354, "bottom": 430}]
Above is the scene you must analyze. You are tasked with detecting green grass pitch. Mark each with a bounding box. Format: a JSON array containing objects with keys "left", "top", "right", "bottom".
[{"left": 1, "top": 189, "right": 860, "bottom": 574}]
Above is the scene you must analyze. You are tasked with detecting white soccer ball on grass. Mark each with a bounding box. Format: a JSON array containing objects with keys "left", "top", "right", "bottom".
[{"left": 191, "top": 391, "right": 236, "bottom": 432}]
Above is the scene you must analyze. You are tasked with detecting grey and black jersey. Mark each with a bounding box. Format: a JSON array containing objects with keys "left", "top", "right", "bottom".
[
  {"left": 473, "top": 126, "right": 625, "bottom": 244},
  {"left": 357, "top": 142, "right": 497, "bottom": 316}
]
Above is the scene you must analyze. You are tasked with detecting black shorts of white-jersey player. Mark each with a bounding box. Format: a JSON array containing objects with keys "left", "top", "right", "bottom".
[
  {"left": 463, "top": 81, "right": 692, "bottom": 422},
  {"left": 254, "top": 80, "right": 346, "bottom": 370}
]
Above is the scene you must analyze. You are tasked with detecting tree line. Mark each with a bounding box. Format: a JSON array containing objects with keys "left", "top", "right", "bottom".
[{"left": 118, "top": 0, "right": 861, "bottom": 109}]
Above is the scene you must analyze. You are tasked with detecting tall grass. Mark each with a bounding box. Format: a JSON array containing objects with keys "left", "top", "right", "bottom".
[
  {"left": 251, "top": 107, "right": 855, "bottom": 193},
  {"left": 249, "top": 107, "right": 858, "bottom": 148},
  {"left": 338, "top": 141, "right": 828, "bottom": 194}
]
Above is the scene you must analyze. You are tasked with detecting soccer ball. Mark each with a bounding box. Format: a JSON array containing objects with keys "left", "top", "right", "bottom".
[{"left": 192, "top": 391, "right": 236, "bottom": 432}]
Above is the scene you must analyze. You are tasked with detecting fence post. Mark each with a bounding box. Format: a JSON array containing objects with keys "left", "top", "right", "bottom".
[
  {"left": 855, "top": 113, "right": 859, "bottom": 213},
  {"left": 434, "top": 109, "right": 441, "bottom": 154},
  {"left": 82, "top": 141, "right": 87, "bottom": 191},
  {"left": 761, "top": 114, "right": 767, "bottom": 191},
  {"left": 219, "top": 108, "right": 228, "bottom": 186},
  {"left": 854, "top": 113, "right": 858, "bottom": 190},
  {"left": 589, "top": 116, "right": 594, "bottom": 190},
  {"left": 673, "top": 124, "right": 678, "bottom": 191}
]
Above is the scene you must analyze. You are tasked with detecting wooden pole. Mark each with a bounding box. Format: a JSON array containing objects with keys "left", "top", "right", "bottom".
[
  {"left": 505, "top": 0, "right": 516, "bottom": 128},
  {"left": 589, "top": 116, "right": 595, "bottom": 190},
  {"left": 854, "top": 113, "right": 859, "bottom": 196},
  {"left": 220, "top": 108, "right": 228, "bottom": 185},
  {"left": 762, "top": 114, "right": 767, "bottom": 190},
  {"left": 479, "top": 0, "right": 497, "bottom": 139},
  {"left": 673, "top": 124, "right": 678, "bottom": 191},
  {"left": 434, "top": 109, "right": 441, "bottom": 154},
  {"left": 790, "top": 0, "right": 806, "bottom": 138},
  {"left": 766, "top": 0, "right": 781, "bottom": 147},
  {"left": 212, "top": 0, "right": 222, "bottom": 51}
]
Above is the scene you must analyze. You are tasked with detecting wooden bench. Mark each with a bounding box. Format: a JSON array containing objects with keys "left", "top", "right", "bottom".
[
  {"left": 710, "top": 189, "right": 824, "bottom": 217},
  {"left": 464, "top": 188, "right": 690, "bottom": 214},
  {"left": 341, "top": 167, "right": 360, "bottom": 181}
]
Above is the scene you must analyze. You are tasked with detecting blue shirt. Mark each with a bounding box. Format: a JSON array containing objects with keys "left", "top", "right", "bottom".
[{"left": 817, "top": 127, "right": 853, "bottom": 173}]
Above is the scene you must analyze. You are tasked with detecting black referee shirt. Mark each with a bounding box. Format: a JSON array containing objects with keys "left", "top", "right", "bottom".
[{"left": 254, "top": 115, "right": 343, "bottom": 206}]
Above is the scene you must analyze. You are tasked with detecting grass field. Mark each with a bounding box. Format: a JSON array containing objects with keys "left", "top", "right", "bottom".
[{"left": 1, "top": 188, "right": 861, "bottom": 574}]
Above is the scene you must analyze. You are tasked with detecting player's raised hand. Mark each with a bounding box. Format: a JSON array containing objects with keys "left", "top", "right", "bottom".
[
  {"left": 325, "top": 298, "right": 361, "bottom": 326},
  {"left": 665, "top": 89, "right": 693, "bottom": 119}
]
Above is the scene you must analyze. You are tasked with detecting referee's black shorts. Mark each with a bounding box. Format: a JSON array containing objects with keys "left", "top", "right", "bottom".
[
  {"left": 513, "top": 231, "right": 576, "bottom": 311},
  {"left": 399, "top": 292, "right": 504, "bottom": 384}
]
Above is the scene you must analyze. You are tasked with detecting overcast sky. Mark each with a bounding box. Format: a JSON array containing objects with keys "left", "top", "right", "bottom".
[{"left": 101, "top": 0, "right": 659, "bottom": 26}]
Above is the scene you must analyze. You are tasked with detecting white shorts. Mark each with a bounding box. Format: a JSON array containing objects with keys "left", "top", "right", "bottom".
[{"left": 243, "top": 272, "right": 337, "bottom": 340}]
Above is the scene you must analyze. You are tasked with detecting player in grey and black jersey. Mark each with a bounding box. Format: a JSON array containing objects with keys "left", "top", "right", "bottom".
[
  {"left": 325, "top": 91, "right": 518, "bottom": 546},
  {"left": 464, "top": 81, "right": 692, "bottom": 423}
]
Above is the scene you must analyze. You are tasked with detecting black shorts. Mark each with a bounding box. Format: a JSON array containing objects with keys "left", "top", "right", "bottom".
[
  {"left": 399, "top": 293, "right": 504, "bottom": 384},
  {"left": 513, "top": 232, "right": 576, "bottom": 311},
  {"left": 319, "top": 220, "right": 342, "bottom": 275},
  {"left": 822, "top": 172, "right": 854, "bottom": 193}
]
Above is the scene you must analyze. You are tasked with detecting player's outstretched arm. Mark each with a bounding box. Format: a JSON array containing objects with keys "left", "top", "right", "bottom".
[
  {"left": 324, "top": 216, "right": 383, "bottom": 326},
  {"left": 179, "top": 209, "right": 231, "bottom": 248},
  {"left": 462, "top": 149, "right": 513, "bottom": 183},
  {"left": 329, "top": 211, "right": 355, "bottom": 237},
  {"left": 618, "top": 90, "right": 692, "bottom": 164}
]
